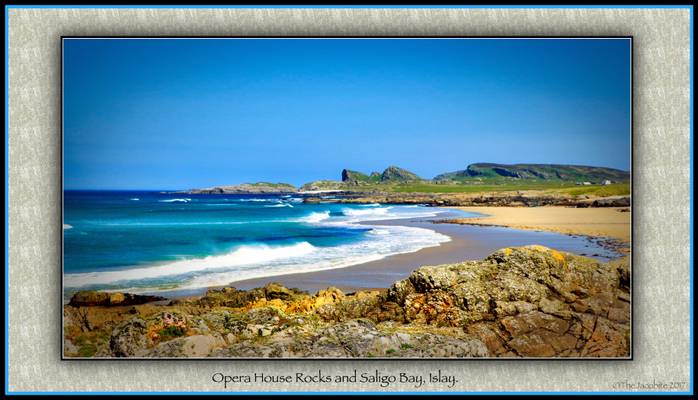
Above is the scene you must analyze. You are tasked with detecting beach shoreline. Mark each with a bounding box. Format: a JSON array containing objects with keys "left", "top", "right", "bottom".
[
  {"left": 63, "top": 205, "right": 634, "bottom": 359},
  {"left": 445, "top": 206, "right": 631, "bottom": 243},
  {"left": 68, "top": 205, "right": 631, "bottom": 301},
  {"left": 212, "top": 206, "right": 629, "bottom": 295}
]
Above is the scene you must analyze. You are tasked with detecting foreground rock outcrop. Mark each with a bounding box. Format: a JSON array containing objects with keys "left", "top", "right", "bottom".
[
  {"left": 68, "top": 291, "right": 165, "bottom": 307},
  {"left": 63, "top": 246, "right": 630, "bottom": 358}
]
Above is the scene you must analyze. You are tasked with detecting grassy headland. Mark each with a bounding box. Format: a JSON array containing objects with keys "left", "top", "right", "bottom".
[
  {"left": 383, "top": 182, "right": 629, "bottom": 195},
  {"left": 183, "top": 163, "right": 630, "bottom": 203},
  {"left": 299, "top": 163, "right": 629, "bottom": 197}
]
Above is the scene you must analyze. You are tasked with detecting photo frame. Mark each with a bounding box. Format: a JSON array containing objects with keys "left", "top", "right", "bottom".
[{"left": 6, "top": 5, "right": 693, "bottom": 395}]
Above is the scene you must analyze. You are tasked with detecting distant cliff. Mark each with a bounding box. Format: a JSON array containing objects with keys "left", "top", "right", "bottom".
[
  {"left": 341, "top": 166, "right": 422, "bottom": 185},
  {"left": 380, "top": 166, "right": 422, "bottom": 182},
  {"left": 183, "top": 163, "right": 630, "bottom": 194},
  {"left": 300, "top": 166, "right": 422, "bottom": 191},
  {"left": 185, "top": 182, "right": 297, "bottom": 194},
  {"left": 341, "top": 169, "right": 381, "bottom": 184},
  {"left": 434, "top": 163, "right": 629, "bottom": 184}
]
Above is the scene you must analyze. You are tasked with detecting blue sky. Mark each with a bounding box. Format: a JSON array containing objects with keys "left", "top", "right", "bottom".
[{"left": 63, "top": 38, "right": 631, "bottom": 190}]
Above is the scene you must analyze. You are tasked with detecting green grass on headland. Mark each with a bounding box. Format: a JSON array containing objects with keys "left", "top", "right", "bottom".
[
  {"left": 300, "top": 180, "right": 631, "bottom": 196},
  {"left": 388, "top": 182, "right": 567, "bottom": 193},
  {"left": 550, "top": 183, "right": 630, "bottom": 197},
  {"left": 363, "top": 182, "right": 631, "bottom": 195}
]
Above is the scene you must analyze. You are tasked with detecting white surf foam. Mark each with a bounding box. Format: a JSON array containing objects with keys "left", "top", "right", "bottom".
[
  {"left": 236, "top": 198, "right": 275, "bottom": 202},
  {"left": 101, "top": 219, "right": 292, "bottom": 227},
  {"left": 89, "top": 224, "right": 450, "bottom": 293},
  {"left": 297, "top": 210, "right": 331, "bottom": 223},
  {"left": 264, "top": 203, "right": 293, "bottom": 208},
  {"left": 342, "top": 206, "right": 391, "bottom": 218},
  {"left": 159, "top": 198, "right": 191, "bottom": 203},
  {"left": 64, "top": 241, "right": 317, "bottom": 287},
  {"left": 340, "top": 205, "right": 438, "bottom": 223},
  {"left": 65, "top": 202, "right": 453, "bottom": 293}
]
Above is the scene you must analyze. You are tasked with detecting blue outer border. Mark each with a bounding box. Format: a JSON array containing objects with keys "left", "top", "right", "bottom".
[
  {"left": 3, "top": 4, "right": 694, "bottom": 396},
  {"left": 1, "top": 5, "right": 695, "bottom": 8}
]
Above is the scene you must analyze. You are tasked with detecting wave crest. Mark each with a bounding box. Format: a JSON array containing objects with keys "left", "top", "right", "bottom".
[
  {"left": 64, "top": 241, "right": 317, "bottom": 287},
  {"left": 297, "top": 211, "right": 331, "bottom": 223},
  {"left": 158, "top": 198, "right": 191, "bottom": 203},
  {"left": 265, "top": 203, "right": 294, "bottom": 208}
]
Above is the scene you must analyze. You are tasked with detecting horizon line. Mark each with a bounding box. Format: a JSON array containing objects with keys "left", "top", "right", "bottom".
[{"left": 63, "top": 162, "right": 632, "bottom": 191}]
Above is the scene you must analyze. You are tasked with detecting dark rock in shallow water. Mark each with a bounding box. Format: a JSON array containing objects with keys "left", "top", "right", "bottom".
[
  {"left": 575, "top": 196, "right": 630, "bottom": 208},
  {"left": 68, "top": 291, "right": 166, "bottom": 307},
  {"left": 184, "top": 183, "right": 297, "bottom": 195},
  {"left": 592, "top": 196, "right": 631, "bottom": 207}
]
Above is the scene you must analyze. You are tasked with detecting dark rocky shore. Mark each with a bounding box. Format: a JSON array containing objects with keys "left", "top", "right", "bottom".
[
  {"left": 303, "top": 191, "right": 630, "bottom": 208},
  {"left": 64, "top": 246, "right": 630, "bottom": 358}
]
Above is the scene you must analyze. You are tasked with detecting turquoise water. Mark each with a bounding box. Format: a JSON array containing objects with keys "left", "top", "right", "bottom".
[
  {"left": 63, "top": 191, "right": 623, "bottom": 299},
  {"left": 63, "top": 191, "right": 461, "bottom": 296}
]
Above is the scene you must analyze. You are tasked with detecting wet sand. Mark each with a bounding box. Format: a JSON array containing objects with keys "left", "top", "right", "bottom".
[
  {"left": 452, "top": 206, "right": 631, "bottom": 243},
  {"left": 228, "top": 212, "right": 621, "bottom": 294}
]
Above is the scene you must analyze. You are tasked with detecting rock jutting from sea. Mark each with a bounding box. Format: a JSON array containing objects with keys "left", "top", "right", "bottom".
[
  {"left": 183, "top": 182, "right": 298, "bottom": 195},
  {"left": 64, "top": 245, "right": 630, "bottom": 358}
]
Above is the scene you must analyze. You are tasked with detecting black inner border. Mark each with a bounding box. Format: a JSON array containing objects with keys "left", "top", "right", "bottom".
[{"left": 60, "top": 35, "right": 634, "bottom": 362}]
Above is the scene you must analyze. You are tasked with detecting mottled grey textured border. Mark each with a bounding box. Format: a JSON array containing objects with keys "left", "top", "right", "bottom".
[{"left": 7, "top": 7, "right": 692, "bottom": 393}]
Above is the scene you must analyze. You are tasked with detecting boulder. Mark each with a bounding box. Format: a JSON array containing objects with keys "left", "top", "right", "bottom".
[
  {"left": 264, "top": 283, "right": 295, "bottom": 300},
  {"left": 109, "top": 318, "right": 149, "bottom": 357},
  {"left": 384, "top": 245, "right": 630, "bottom": 357},
  {"left": 146, "top": 335, "right": 226, "bottom": 357},
  {"left": 68, "top": 291, "right": 165, "bottom": 307}
]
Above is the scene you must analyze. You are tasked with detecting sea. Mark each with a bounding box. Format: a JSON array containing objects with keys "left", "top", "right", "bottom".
[{"left": 63, "top": 190, "right": 621, "bottom": 300}]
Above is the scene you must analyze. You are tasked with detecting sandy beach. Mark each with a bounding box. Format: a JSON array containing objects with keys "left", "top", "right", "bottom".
[
  {"left": 452, "top": 206, "right": 631, "bottom": 243},
  {"left": 228, "top": 209, "right": 625, "bottom": 294}
]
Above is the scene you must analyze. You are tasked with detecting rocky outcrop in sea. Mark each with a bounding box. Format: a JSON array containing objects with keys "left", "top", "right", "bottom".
[{"left": 183, "top": 183, "right": 298, "bottom": 195}]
